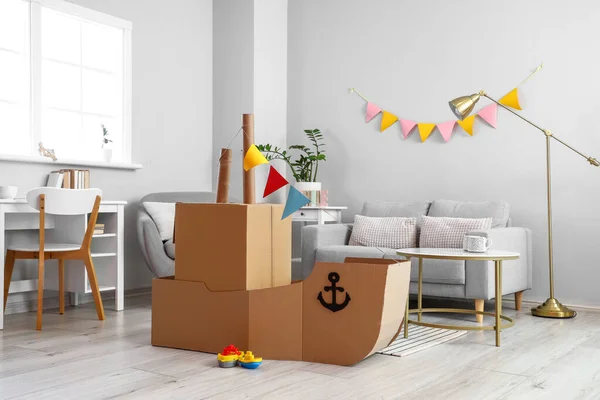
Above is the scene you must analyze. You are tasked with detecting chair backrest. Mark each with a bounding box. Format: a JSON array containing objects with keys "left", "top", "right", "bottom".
[{"left": 26, "top": 187, "right": 103, "bottom": 215}]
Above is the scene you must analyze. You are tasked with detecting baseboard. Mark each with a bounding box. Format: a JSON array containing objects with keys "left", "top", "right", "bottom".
[
  {"left": 409, "top": 294, "right": 600, "bottom": 312},
  {"left": 4, "top": 287, "right": 151, "bottom": 315}
]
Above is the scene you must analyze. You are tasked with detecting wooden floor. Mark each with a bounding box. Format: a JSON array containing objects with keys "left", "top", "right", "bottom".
[{"left": 1, "top": 294, "right": 600, "bottom": 400}]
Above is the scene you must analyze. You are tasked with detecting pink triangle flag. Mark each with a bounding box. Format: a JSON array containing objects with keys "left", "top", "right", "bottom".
[
  {"left": 477, "top": 103, "right": 498, "bottom": 128},
  {"left": 365, "top": 102, "right": 382, "bottom": 123},
  {"left": 436, "top": 120, "right": 456, "bottom": 142},
  {"left": 399, "top": 119, "right": 417, "bottom": 139}
]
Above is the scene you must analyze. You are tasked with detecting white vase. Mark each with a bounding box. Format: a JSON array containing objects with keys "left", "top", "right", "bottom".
[
  {"left": 103, "top": 148, "right": 113, "bottom": 162},
  {"left": 294, "top": 182, "right": 321, "bottom": 206}
]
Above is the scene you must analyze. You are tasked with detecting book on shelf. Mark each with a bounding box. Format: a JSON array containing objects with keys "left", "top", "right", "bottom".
[
  {"left": 55, "top": 169, "right": 91, "bottom": 189},
  {"left": 46, "top": 171, "right": 64, "bottom": 188},
  {"left": 94, "top": 223, "right": 105, "bottom": 235}
]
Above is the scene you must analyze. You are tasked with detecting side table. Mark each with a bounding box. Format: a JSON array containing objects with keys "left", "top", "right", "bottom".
[
  {"left": 396, "top": 248, "right": 520, "bottom": 347},
  {"left": 291, "top": 206, "right": 347, "bottom": 225}
]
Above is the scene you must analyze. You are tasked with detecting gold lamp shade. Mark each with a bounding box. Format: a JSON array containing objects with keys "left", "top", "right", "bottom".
[{"left": 448, "top": 92, "right": 482, "bottom": 120}]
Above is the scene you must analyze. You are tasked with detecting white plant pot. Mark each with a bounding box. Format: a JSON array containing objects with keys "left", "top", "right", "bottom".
[
  {"left": 294, "top": 182, "right": 322, "bottom": 192},
  {"left": 294, "top": 182, "right": 321, "bottom": 206},
  {"left": 103, "top": 148, "right": 113, "bottom": 162}
]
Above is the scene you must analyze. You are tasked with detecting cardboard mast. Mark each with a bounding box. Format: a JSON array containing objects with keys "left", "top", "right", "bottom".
[
  {"left": 216, "top": 148, "right": 231, "bottom": 203},
  {"left": 243, "top": 113, "right": 255, "bottom": 204}
]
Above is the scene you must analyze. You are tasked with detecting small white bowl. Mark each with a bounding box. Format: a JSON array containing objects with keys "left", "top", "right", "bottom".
[{"left": 0, "top": 186, "right": 18, "bottom": 200}]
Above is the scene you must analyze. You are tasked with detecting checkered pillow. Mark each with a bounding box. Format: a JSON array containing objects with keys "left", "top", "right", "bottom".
[
  {"left": 419, "top": 215, "right": 492, "bottom": 248},
  {"left": 348, "top": 215, "right": 417, "bottom": 249}
]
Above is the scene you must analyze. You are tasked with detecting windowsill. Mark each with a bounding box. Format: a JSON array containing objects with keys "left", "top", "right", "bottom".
[{"left": 0, "top": 153, "right": 143, "bottom": 170}]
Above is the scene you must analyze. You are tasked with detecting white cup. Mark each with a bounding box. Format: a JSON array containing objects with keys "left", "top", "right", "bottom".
[{"left": 463, "top": 235, "right": 492, "bottom": 253}]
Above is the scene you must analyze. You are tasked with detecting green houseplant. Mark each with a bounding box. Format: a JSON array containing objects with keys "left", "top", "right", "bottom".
[{"left": 256, "top": 129, "right": 326, "bottom": 183}]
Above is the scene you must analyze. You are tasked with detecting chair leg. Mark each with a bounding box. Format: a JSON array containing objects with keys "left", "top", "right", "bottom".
[
  {"left": 36, "top": 253, "right": 45, "bottom": 330},
  {"left": 475, "top": 299, "right": 484, "bottom": 323},
  {"left": 83, "top": 254, "right": 105, "bottom": 321},
  {"left": 58, "top": 259, "right": 65, "bottom": 315},
  {"left": 4, "top": 250, "right": 16, "bottom": 313},
  {"left": 514, "top": 291, "right": 524, "bottom": 311}
]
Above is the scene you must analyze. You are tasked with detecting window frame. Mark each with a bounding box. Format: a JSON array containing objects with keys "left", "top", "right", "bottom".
[{"left": 0, "top": 0, "right": 138, "bottom": 169}]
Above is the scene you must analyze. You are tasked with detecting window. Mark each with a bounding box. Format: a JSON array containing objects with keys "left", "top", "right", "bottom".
[{"left": 0, "top": 0, "right": 132, "bottom": 164}]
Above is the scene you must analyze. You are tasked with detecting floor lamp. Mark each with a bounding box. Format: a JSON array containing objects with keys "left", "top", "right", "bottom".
[{"left": 448, "top": 91, "right": 599, "bottom": 318}]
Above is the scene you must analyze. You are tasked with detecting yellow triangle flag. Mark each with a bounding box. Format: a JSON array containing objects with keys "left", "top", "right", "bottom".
[
  {"left": 456, "top": 115, "right": 476, "bottom": 136},
  {"left": 380, "top": 111, "right": 398, "bottom": 132},
  {"left": 417, "top": 123, "right": 436, "bottom": 143},
  {"left": 243, "top": 144, "right": 269, "bottom": 171},
  {"left": 499, "top": 88, "right": 522, "bottom": 110}
]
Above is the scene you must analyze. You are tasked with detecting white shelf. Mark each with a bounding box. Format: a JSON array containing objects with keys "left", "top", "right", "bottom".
[
  {"left": 93, "top": 233, "right": 116, "bottom": 238},
  {"left": 91, "top": 252, "right": 116, "bottom": 258},
  {"left": 0, "top": 153, "right": 143, "bottom": 170},
  {"left": 85, "top": 285, "right": 116, "bottom": 294}
]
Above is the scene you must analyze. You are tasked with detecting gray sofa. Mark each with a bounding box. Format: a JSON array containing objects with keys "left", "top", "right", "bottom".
[
  {"left": 137, "top": 191, "right": 218, "bottom": 277},
  {"left": 301, "top": 200, "right": 532, "bottom": 314}
]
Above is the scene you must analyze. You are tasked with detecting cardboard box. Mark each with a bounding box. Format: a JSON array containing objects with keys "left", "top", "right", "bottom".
[
  {"left": 152, "top": 258, "right": 410, "bottom": 366},
  {"left": 302, "top": 259, "right": 410, "bottom": 366},
  {"left": 174, "top": 203, "right": 291, "bottom": 291},
  {"left": 152, "top": 277, "right": 303, "bottom": 361}
]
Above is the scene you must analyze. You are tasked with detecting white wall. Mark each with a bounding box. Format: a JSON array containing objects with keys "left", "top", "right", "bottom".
[
  {"left": 4, "top": 0, "right": 213, "bottom": 306},
  {"left": 254, "top": 0, "right": 288, "bottom": 204},
  {"left": 213, "top": 0, "right": 287, "bottom": 203},
  {"left": 287, "top": 0, "right": 600, "bottom": 307},
  {"left": 212, "top": 0, "right": 254, "bottom": 202}
]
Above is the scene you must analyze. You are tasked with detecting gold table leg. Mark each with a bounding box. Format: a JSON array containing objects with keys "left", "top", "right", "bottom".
[
  {"left": 495, "top": 260, "right": 503, "bottom": 347},
  {"left": 404, "top": 292, "right": 409, "bottom": 338},
  {"left": 418, "top": 257, "right": 423, "bottom": 322},
  {"left": 404, "top": 256, "right": 410, "bottom": 338}
]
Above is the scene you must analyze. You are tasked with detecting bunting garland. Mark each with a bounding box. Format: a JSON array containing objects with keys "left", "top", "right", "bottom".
[
  {"left": 498, "top": 88, "right": 522, "bottom": 110},
  {"left": 243, "top": 144, "right": 269, "bottom": 170},
  {"left": 350, "top": 63, "right": 543, "bottom": 143},
  {"left": 242, "top": 148, "right": 310, "bottom": 220},
  {"left": 365, "top": 102, "right": 382, "bottom": 122},
  {"left": 380, "top": 111, "right": 398, "bottom": 132},
  {"left": 417, "top": 123, "right": 436, "bottom": 142},
  {"left": 436, "top": 120, "right": 456, "bottom": 142},
  {"left": 477, "top": 104, "right": 498, "bottom": 128},
  {"left": 263, "top": 165, "right": 288, "bottom": 197},
  {"left": 282, "top": 187, "right": 311, "bottom": 219},
  {"left": 399, "top": 119, "right": 417, "bottom": 139},
  {"left": 456, "top": 115, "right": 475, "bottom": 136}
]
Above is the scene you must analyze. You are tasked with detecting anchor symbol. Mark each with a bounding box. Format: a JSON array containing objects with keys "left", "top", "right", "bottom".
[{"left": 318, "top": 272, "right": 351, "bottom": 312}]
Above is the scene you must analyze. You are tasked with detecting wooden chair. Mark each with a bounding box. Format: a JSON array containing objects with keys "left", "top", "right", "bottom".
[{"left": 3, "top": 188, "right": 105, "bottom": 330}]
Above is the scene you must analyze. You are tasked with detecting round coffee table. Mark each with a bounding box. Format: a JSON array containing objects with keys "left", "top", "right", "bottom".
[{"left": 396, "top": 248, "right": 520, "bottom": 347}]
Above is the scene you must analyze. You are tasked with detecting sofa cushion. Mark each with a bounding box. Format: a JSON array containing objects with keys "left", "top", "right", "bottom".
[
  {"left": 428, "top": 199, "right": 510, "bottom": 228},
  {"left": 164, "top": 239, "right": 175, "bottom": 260},
  {"left": 360, "top": 201, "right": 431, "bottom": 220},
  {"left": 315, "top": 245, "right": 465, "bottom": 284},
  {"left": 348, "top": 215, "right": 417, "bottom": 249},
  {"left": 420, "top": 216, "right": 492, "bottom": 248},
  {"left": 143, "top": 202, "right": 175, "bottom": 241}
]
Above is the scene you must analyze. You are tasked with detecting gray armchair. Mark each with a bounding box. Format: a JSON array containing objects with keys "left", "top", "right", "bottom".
[{"left": 137, "top": 192, "right": 217, "bottom": 277}]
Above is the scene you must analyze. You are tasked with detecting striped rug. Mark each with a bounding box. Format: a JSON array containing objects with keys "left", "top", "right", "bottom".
[{"left": 377, "top": 325, "right": 467, "bottom": 357}]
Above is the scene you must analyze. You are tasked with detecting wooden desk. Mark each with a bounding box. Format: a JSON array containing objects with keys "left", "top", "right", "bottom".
[{"left": 0, "top": 199, "right": 126, "bottom": 330}]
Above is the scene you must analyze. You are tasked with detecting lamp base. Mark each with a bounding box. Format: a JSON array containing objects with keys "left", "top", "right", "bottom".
[{"left": 531, "top": 298, "right": 576, "bottom": 319}]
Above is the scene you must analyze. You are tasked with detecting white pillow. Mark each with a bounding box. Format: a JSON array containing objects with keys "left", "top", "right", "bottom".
[
  {"left": 349, "top": 215, "right": 417, "bottom": 249},
  {"left": 144, "top": 202, "right": 175, "bottom": 242},
  {"left": 419, "top": 215, "right": 492, "bottom": 248}
]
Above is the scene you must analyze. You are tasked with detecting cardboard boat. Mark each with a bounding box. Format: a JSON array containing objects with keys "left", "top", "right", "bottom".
[
  {"left": 151, "top": 114, "right": 410, "bottom": 366},
  {"left": 152, "top": 257, "right": 410, "bottom": 366}
]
